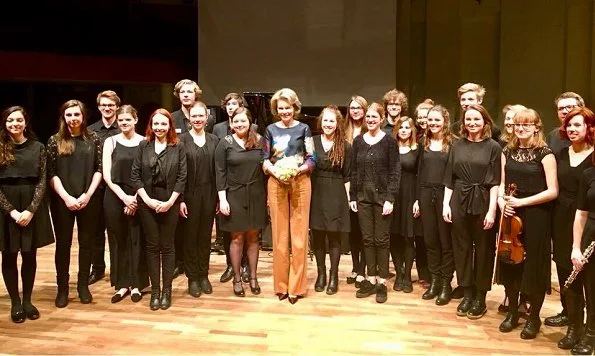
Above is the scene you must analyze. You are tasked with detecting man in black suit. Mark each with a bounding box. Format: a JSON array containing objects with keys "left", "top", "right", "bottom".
[{"left": 171, "top": 79, "right": 215, "bottom": 134}]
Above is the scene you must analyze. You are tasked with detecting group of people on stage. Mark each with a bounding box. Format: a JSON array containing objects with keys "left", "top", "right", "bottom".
[{"left": 0, "top": 79, "right": 594, "bottom": 354}]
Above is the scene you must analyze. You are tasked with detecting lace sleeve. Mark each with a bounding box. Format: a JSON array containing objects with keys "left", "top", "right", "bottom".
[
  {"left": 538, "top": 146, "right": 553, "bottom": 161},
  {"left": 46, "top": 135, "right": 58, "bottom": 178},
  {"left": 26, "top": 145, "right": 47, "bottom": 213},
  {"left": 0, "top": 188, "right": 15, "bottom": 214},
  {"left": 92, "top": 134, "right": 103, "bottom": 173}
]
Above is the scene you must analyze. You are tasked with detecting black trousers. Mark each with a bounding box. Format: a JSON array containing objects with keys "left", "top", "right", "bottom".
[
  {"left": 137, "top": 191, "right": 179, "bottom": 291},
  {"left": 451, "top": 211, "right": 496, "bottom": 292},
  {"left": 91, "top": 187, "right": 107, "bottom": 273},
  {"left": 358, "top": 200, "right": 391, "bottom": 279},
  {"left": 51, "top": 193, "right": 101, "bottom": 286},
  {"left": 104, "top": 189, "right": 149, "bottom": 290},
  {"left": 419, "top": 186, "right": 454, "bottom": 279},
  {"left": 349, "top": 211, "right": 366, "bottom": 276},
  {"left": 183, "top": 185, "right": 216, "bottom": 281}
]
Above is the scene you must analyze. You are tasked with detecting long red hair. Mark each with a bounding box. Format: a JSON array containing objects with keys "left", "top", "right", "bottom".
[{"left": 145, "top": 108, "right": 178, "bottom": 145}]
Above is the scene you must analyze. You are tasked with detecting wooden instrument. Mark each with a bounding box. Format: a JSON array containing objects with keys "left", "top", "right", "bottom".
[{"left": 496, "top": 183, "right": 525, "bottom": 265}]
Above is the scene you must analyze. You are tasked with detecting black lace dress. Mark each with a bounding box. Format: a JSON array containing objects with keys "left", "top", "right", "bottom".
[
  {"left": 500, "top": 146, "right": 553, "bottom": 294},
  {"left": 0, "top": 140, "right": 54, "bottom": 252}
]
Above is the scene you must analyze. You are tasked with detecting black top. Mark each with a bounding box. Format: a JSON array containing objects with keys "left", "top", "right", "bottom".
[
  {"left": 577, "top": 167, "right": 595, "bottom": 250},
  {"left": 381, "top": 122, "right": 395, "bottom": 137},
  {"left": 503, "top": 146, "right": 553, "bottom": 197},
  {"left": 350, "top": 134, "right": 401, "bottom": 204},
  {"left": 88, "top": 119, "right": 120, "bottom": 143},
  {"left": 172, "top": 109, "right": 215, "bottom": 135},
  {"left": 556, "top": 147, "right": 592, "bottom": 204},
  {"left": 179, "top": 132, "right": 219, "bottom": 191},
  {"left": 0, "top": 140, "right": 46, "bottom": 214},
  {"left": 47, "top": 134, "right": 102, "bottom": 197},
  {"left": 109, "top": 141, "right": 138, "bottom": 194},
  {"left": 417, "top": 148, "right": 449, "bottom": 187},
  {"left": 546, "top": 127, "right": 570, "bottom": 156},
  {"left": 444, "top": 138, "right": 501, "bottom": 215},
  {"left": 130, "top": 140, "right": 187, "bottom": 198},
  {"left": 212, "top": 121, "right": 258, "bottom": 140}
]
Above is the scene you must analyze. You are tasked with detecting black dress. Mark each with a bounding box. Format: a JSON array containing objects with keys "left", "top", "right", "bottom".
[
  {"left": 310, "top": 135, "right": 351, "bottom": 233},
  {"left": 0, "top": 140, "right": 53, "bottom": 252},
  {"left": 552, "top": 147, "right": 592, "bottom": 271},
  {"left": 500, "top": 146, "right": 553, "bottom": 294},
  {"left": 104, "top": 140, "right": 149, "bottom": 290},
  {"left": 577, "top": 167, "right": 595, "bottom": 251},
  {"left": 215, "top": 135, "right": 267, "bottom": 232},
  {"left": 391, "top": 148, "right": 418, "bottom": 236}
]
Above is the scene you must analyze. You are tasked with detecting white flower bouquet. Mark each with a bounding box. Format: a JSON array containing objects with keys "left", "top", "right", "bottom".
[{"left": 274, "top": 156, "right": 301, "bottom": 181}]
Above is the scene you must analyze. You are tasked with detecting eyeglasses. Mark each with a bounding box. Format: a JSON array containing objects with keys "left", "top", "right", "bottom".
[
  {"left": 513, "top": 123, "right": 536, "bottom": 129},
  {"left": 99, "top": 104, "right": 116, "bottom": 108},
  {"left": 557, "top": 105, "right": 578, "bottom": 112}
]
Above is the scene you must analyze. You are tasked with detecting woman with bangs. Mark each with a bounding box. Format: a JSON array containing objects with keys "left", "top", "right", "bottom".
[
  {"left": 414, "top": 99, "right": 434, "bottom": 141},
  {"left": 443, "top": 104, "right": 501, "bottom": 320},
  {"left": 344, "top": 95, "right": 368, "bottom": 287},
  {"left": 48, "top": 100, "right": 103, "bottom": 308},
  {"left": 415, "top": 105, "right": 455, "bottom": 305},
  {"left": 500, "top": 105, "right": 528, "bottom": 147},
  {"left": 131, "top": 108, "right": 187, "bottom": 311},
  {"left": 496, "top": 109, "right": 557, "bottom": 339},
  {"left": 549, "top": 107, "right": 595, "bottom": 350},
  {"left": 263, "top": 88, "right": 314, "bottom": 305},
  {"left": 389, "top": 116, "right": 419, "bottom": 293},
  {"left": 102, "top": 105, "right": 149, "bottom": 304},
  {"left": 310, "top": 105, "right": 351, "bottom": 295},
  {"left": 0, "top": 106, "right": 53, "bottom": 323},
  {"left": 350, "top": 103, "right": 400, "bottom": 304}
]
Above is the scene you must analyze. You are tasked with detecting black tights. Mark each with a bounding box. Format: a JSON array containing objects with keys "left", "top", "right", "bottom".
[
  {"left": 2, "top": 250, "right": 37, "bottom": 306},
  {"left": 390, "top": 234, "right": 415, "bottom": 281},
  {"left": 312, "top": 230, "right": 341, "bottom": 272},
  {"left": 230, "top": 230, "right": 259, "bottom": 283}
]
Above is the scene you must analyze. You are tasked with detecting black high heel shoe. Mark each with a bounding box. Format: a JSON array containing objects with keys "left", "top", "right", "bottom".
[
  {"left": 233, "top": 279, "right": 245, "bottom": 297},
  {"left": 249, "top": 278, "right": 261, "bottom": 295},
  {"left": 277, "top": 292, "right": 288, "bottom": 301}
]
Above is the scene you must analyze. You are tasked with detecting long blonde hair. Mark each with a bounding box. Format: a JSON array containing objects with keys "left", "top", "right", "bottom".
[
  {"left": 506, "top": 108, "right": 547, "bottom": 149},
  {"left": 424, "top": 105, "right": 453, "bottom": 152},
  {"left": 344, "top": 95, "right": 368, "bottom": 144}
]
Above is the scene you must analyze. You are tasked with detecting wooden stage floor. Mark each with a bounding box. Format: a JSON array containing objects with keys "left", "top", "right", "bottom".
[{"left": 0, "top": 238, "right": 568, "bottom": 355}]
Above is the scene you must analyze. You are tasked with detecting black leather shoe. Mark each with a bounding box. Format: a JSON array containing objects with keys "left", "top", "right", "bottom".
[
  {"left": 288, "top": 296, "right": 299, "bottom": 305},
  {"left": 456, "top": 297, "right": 473, "bottom": 316},
  {"left": 467, "top": 299, "right": 487, "bottom": 320},
  {"left": 149, "top": 291, "right": 160, "bottom": 311},
  {"left": 315, "top": 267, "right": 327, "bottom": 292},
  {"left": 356, "top": 280, "right": 376, "bottom": 298},
  {"left": 402, "top": 278, "right": 413, "bottom": 293},
  {"left": 22, "top": 302, "right": 40, "bottom": 320},
  {"left": 422, "top": 277, "right": 441, "bottom": 300},
  {"left": 111, "top": 289, "right": 129, "bottom": 303},
  {"left": 249, "top": 278, "right": 261, "bottom": 295},
  {"left": 55, "top": 286, "right": 69, "bottom": 308},
  {"left": 277, "top": 292, "right": 288, "bottom": 301},
  {"left": 88, "top": 270, "right": 105, "bottom": 285},
  {"left": 220, "top": 265, "right": 234, "bottom": 283},
  {"left": 77, "top": 285, "right": 93, "bottom": 304},
  {"left": 545, "top": 312, "right": 569, "bottom": 327},
  {"left": 520, "top": 317, "right": 542, "bottom": 339},
  {"left": 200, "top": 278, "right": 213, "bottom": 294},
  {"left": 131, "top": 291, "right": 142, "bottom": 303},
  {"left": 499, "top": 312, "right": 520, "bottom": 333},
  {"left": 160, "top": 288, "right": 172, "bottom": 310},
  {"left": 326, "top": 270, "right": 338, "bottom": 295},
  {"left": 376, "top": 283, "right": 387, "bottom": 303},
  {"left": 571, "top": 333, "right": 594, "bottom": 355},
  {"left": 393, "top": 274, "right": 404, "bottom": 292},
  {"left": 10, "top": 304, "right": 25, "bottom": 323},
  {"left": 436, "top": 279, "right": 452, "bottom": 306},
  {"left": 558, "top": 325, "right": 584, "bottom": 349},
  {"left": 172, "top": 266, "right": 184, "bottom": 280},
  {"left": 233, "top": 279, "right": 245, "bottom": 297},
  {"left": 451, "top": 285, "right": 464, "bottom": 299},
  {"left": 188, "top": 280, "right": 202, "bottom": 298},
  {"left": 241, "top": 264, "right": 250, "bottom": 283}
]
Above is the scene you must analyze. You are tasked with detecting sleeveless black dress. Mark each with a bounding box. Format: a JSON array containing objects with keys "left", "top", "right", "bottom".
[
  {"left": 391, "top": 148, "right": 419, "bottom": 236},
  {"left": 0, "top": 140, "right": 54, "bottom": 252}
]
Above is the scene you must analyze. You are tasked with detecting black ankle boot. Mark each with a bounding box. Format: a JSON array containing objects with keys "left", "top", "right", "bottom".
[
  {"left": 422, "top": 276, "right": 441, "bottom": 300},
  {"left": 326, "top": 269, "right": 338, "bottom": 295},
  {"left": 520, "top": 317, "right": 542, "bottom": 339},
  {"left": 559, "top": 289, "right": 585, "bottom": 349},
  {"left": 499, "top": 312, "right": 520, "bottom": 332},
  {"left": 402, "top": 273, "right": 413, "bottom": 293},
  {"left": 149, "top": 290, "right": 160, "bottom": 310},
  {"left": 55, "top": 285, "right": 69, "bottom": 308},
  {"left": 436, "top": 278, "right": 453, "bottom": 306},
  {"left": 393, "top": 265, "right": 404, "bottom": 291},
  {"left": 560, "top": 324, "right": 585, "bottom": 349},
  {"left": 77, "top": 284, "right": 93, "bottom": 304},
  {"left": 315, "top": 266, "right": 327, "bottom": 292},
  {"left": 571, "top": 331, "right": 594, "bottom": 355},
  {"left": 160, "top": 288, "right": 172, "bottom": 310}
]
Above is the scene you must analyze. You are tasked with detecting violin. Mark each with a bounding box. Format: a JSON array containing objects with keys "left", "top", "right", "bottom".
[{"left": 496, "top": 183, "right": 525, "bottom": 264}]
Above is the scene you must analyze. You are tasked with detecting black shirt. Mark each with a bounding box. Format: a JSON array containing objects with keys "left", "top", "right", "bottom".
[
  {"left": 546, "top": 127, "right": 570, "bottom": 156},
  {"left": 88, "top": 119, "right": 120, "bottom": 143},
  {"left": 172, "top": 109, "right": 215, "bottom": 135}
]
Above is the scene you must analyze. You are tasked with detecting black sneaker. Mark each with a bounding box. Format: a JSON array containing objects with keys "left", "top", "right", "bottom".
[
  {"left": 376, "top": 284, "right": 388, "bottom": 303},
  {"left": 356, "top": 280, "right": 376, "bottom": 298}
]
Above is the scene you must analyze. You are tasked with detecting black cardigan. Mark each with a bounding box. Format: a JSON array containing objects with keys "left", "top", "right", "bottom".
[
  {"left": 349, "top": 134, "right": 401, "bottom": 204},
  {"left": 130, "top": 140, "right": 187, "bottom": 198}
]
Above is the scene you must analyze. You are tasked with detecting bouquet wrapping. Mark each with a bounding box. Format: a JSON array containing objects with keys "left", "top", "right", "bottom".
[{"left": 274, "top": 156, "right": 301, "bottom": 181}]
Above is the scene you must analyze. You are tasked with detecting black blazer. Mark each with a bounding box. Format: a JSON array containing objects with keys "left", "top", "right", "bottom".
[
  {"left": 179, "top": 132, "right": 219, "bottom": 197},
  {"left": 130, "top": 140, "right": 187, "bottom": 198}
]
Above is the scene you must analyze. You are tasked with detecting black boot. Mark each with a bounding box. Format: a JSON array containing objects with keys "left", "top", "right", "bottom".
[
  {"left": 422, "top": 275, "right": 441, "bottom": 300},
  {"left": 571, "top": 332, "right": 594, "bottom": 355},
  {"left": 315, "top": 266, "right": 327, "bottom": 292},
  {"left": 160, "top": 288, "right": 172, "bottom": 310},
  {"left": 499, "top": 312, "right": 520, "bottom": 332},
  {"left": 10, "top": 299, "right": 25, "bottom": 324},
  {"left": 149, "top": 290, "right": 160, "bottom": 311},
  {"left": 77, "top": 284, "right": 93, "bottom": 304},
  {"left": 520, "top": 316, "right": 542, "bottom": 339},
  {"left": 393, "top": 265, "right": 404, "bottom": 291},
  {"left": 402, "top": 271, "right": 413, "bottom": 293},
  {"left": 436, "top": 278, "right": 453, "bottom": 306},
  {"left": 559, "top": 289, "right": 585, "bottom": 350},
  {"left": 55, "top": 285, "right": 69, "bottom": 308},
  {"left": 326, "top": 269, "right": 338, "bottom": 295}
]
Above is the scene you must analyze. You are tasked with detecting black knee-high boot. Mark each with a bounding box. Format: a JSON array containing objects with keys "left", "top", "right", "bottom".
[
  {"left": 312, "top": 230, "right": 327, "bottom": 292},
  {"left": 327, "top": 233, "right": 341, "bottom": 295}
]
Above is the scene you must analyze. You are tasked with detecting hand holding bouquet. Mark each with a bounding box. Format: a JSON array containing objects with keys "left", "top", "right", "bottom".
[{"left": 273, "top": 156, "right": 301, "bottom": 183}]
